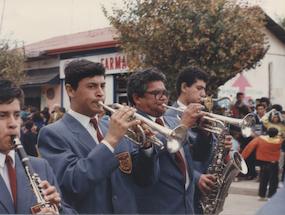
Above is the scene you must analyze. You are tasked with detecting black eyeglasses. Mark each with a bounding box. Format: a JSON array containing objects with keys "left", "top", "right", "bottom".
[{"left": 144, "top": 90, "right": 170, "bottom": 100}]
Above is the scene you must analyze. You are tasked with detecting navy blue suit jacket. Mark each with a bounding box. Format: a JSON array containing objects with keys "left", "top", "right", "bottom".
[
  {"left": 38, "top": 112, "right": 159, "bottom": 214},
  {"left": 0, "top": 154, "right": 76, "bottom": 214},
  {"left": 165, "top": 101, "right": 216, "bottom": 214},
  {"left": 134, "top": 109, "right": 209, "bottom": 214}
]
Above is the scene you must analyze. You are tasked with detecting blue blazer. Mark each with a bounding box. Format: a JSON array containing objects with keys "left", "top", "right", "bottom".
[
  {"left": 134, "top": 109, "right": 197, "bottom": 214},
  {"left": 0, "top": 154, "right": 76, "bottom": 214},
  {"left": 38, "top": 112, "right": 159, "bottom": 214},
  {"left": 165, "top": 101, "right": 217, "bottom": 214}
]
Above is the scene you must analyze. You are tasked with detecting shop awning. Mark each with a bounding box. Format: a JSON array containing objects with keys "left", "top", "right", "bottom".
[{"left": 21, "top": 67, "right": 60, "bottom": 87}]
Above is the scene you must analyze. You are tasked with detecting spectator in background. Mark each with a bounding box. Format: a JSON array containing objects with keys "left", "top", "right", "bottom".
[
  {"left": 255, "top": 98, "right": 261, "bottom": 106},
  {"left": 22, "top": 120, "right": 38, "bottom": 157},
  {"left": 253, "top": 104, "right": 267, "bottom": 137},
  {"left": 59, "top": 107, "right": 66, "bottom": 114},
  {"left": 262, "top": 108, "right": 285, "bottom": 138},
  {"left": 28, "top": 107, "right": 37, "bottom": 119},
  {"left": 40, "top": 110, "right": 50, "bottom": 126},
  {"left": 260, "top": 97, "right": 271, "bottom": 112},
  {"left": 20, "top": 106, "right": 30, "bottom": 118},
  {"left": 272, "top": 104, "right": 283, "bottom": 112},
  {"left": 248, "top": 99, "right": 255, "bottom": 112},
  {"left": 241, "top": 127, "right": 283, "bottom": 201},
  {"left": 262, "top": 107, "right": 285, "bottom": 185},
  {"left": 48, "top": 103, "right": 64, "bottom": 124},
  {"left": 32, "top": 111, "right": 45, "bottom": 133},
  {"left": 232, "top": 92, "right": 252, "bottom": 118}
]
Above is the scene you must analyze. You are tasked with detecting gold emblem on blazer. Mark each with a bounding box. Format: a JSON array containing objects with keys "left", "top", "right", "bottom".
[{"left": 116, "top": 152, "right": 132, "bottom": 174}]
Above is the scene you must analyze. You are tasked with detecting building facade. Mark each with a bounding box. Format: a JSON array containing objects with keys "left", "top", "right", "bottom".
[{"left": 23, "top": 15, "right": 285, "bottom": 112}]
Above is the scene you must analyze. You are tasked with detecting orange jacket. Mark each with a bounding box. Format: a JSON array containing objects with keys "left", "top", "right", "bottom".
[{"left": 241, "top": 135, "right": 282, "bottom": 162}]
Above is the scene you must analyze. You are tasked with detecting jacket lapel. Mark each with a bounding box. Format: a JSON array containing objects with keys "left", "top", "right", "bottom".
[
  {"left": 63, "top": 113, "right": 97, "bottom": 151},
  {"left": 0, "top": 174, "right": 15, "bottom": 214}
]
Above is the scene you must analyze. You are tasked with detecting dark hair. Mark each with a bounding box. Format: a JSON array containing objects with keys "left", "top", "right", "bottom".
[
  {"left": 22, "top": 106, "right": 28, "bottom": 111},
  {"left": 236, "top": 92, "right": 244, "bottom": 98},
  {"left": 0, "top": 78, "right": 24, "bottom": 108},
  {"left": 267, "top": 127, "right": 278, "bottom": 138},
  {"left": 176, "top": 66, "right": 209, "bottom": 96},
  {"left": 21, "top": 116, "right": 29, "bottom": 122},
  {"left": 59, "top": 107, "right": 66, "bottom": 113},
  {"left": 32, "top": 111, "right": 43, "bottom": 122},
  {"left": 272, "top": 104, "right": 282, "bottom": 112},
  {"left": 40, "top": 110, "right": 50, "bottom": 118},
  {"left": 64, "top": 59, "right": 106, "bottom": 91},
  {"left": 260, "top": 97, "right": 270, "bottom": 106},
  {"left": 127, "top": 68, "right": 166, "bottom": 106},
  {"left": 25, "top": 120, "right": 34, "bottom": 130},
  {"left": 239, "top": 105, "right": 250, "bottom": 116},
  {"left": 256, "top": 104, "right": 266, "bottom": 109},
  {"left": 30, "top": 107, "right": 37, "bottom": 113}
]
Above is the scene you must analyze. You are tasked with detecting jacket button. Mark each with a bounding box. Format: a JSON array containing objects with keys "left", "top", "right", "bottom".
[{"left": 113, "top": 195, "right": 117, "bottom": 200}]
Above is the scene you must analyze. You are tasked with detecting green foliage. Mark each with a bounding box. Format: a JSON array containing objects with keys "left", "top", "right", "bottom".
[
  {"left": 103, "top": 0, "right": 269, "bottom": 101},
  {"left": 0, "top": 38, "right": 26, "bottom": 86}
]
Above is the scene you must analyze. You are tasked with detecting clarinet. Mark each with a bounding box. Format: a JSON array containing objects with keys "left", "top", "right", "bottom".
[{"left": 11, "top": 136, "right": 60, "bottom": 214}]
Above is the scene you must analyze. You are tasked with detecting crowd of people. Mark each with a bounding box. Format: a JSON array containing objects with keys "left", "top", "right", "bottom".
[
  {"left": 18, "top": 104, "right": 66, "bottom": 158},
  {"left": 0, "top": 58, "right": 283, "bottom": 214},
  {"left": 213, "top": 92, "right": 285, "bottom": 201}
]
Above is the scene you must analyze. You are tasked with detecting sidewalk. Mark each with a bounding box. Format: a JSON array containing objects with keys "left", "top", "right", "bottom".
[
  {"left": 229, "top": 178, "right": 283, "bottom": 196},
  {"left": 229, "top": 178, "right": 260, "bottom": 196}
]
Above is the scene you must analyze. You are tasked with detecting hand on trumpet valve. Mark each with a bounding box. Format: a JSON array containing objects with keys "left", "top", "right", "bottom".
[
  {"left": 192, "top": 117, "right": 213, "bottom": 136},
  {"left": 105, "top": 106, "right": 139, "bottom": 148},
  {"left": 137, "top": 123, "right": 159, "bottom": 148},
  {"left": 179, "top": 103, "right": 208, "bottom": 129}
]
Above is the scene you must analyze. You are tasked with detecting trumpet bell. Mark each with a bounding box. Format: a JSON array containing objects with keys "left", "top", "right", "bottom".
[
  {"left": 240, "top": 113, "right": 256, "bottom": 138},
  {"left": 167, "top": 125, "right": 188, "bottom": 153}
]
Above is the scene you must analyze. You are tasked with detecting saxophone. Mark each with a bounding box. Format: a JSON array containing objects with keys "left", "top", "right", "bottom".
[
  {"left": 199, "top": 96, "right": 249, "bottom": 215},
  {"left": 11, "top": 136, "right": 60, "bottom": 214}
]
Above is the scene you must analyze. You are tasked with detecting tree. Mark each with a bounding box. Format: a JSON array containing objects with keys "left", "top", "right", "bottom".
[
  {"left": 103, "top": 0, "right": 269, "bottom": 100},
  {"left": 0, "top": 38, "right": 26, "bottom": 86}
]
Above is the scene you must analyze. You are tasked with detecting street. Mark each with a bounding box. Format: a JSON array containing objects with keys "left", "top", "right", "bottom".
[{"left": 220, "top": 179, "right": 273, "bottom": 214}]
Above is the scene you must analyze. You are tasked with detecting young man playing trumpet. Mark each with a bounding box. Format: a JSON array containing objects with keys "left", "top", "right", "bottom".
[
  {"left": 0, "top": 78, "right": 75, "bottom": 214},
  {"left": 164, "top": 66, "right": 232, "bottom": 214},
  {"left": 38, "top": 59, "right": 159, "bottom": 214},
  {"left": 127, "top": 67, "right": 232, "bottom": 214}
]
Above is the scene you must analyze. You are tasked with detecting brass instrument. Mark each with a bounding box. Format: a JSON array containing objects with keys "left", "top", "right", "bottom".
[
  {"left": 161, "top": 103, "right": 255, "bottom": 138},
  {"left": 98, "top": 101, "right": 188, "bottom": 153},
  {"left": 11, "top": 136, "right": 60, "bottom": 214}
]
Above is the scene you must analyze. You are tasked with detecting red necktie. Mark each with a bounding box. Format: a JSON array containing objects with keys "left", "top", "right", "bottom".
[
  {"left": 155, "top": 118, "right": 187, "bottom": 183},
  {"left": 6, "top": 155, "right": 17, "bottom": 209},
  {"left": 90, "top": 118, "right": 104, "bottom": 142}
]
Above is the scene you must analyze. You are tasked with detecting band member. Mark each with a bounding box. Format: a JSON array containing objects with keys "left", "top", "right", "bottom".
[
  {"left": 127, "top": 67, "right": 232, "bottom": 214},
  {"left": 38, "top": 59, "right": 159, "bottom": 214},
  {"left": 0, "top": 78, "right": 75, "bottom": 214},
  {"left": 164, "top": 66, "right": 232, "bottom": 214}
]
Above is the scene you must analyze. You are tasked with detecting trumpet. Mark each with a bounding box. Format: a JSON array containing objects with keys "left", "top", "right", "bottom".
[
  {"left": 98, "top": 101, "right": 188, "bottom": 153},
  {"left": 162, "top": 104, "right": 255, "bottom": 138}
]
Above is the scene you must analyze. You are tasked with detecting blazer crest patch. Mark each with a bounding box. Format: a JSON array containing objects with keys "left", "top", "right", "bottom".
[{"left": 115, "top": 152, "right": 132, "bottom": 174}]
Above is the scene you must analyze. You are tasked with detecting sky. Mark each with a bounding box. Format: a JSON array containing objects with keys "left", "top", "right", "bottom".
[{"left": 0, "top": 0, "right": 284, "bottom": 46}]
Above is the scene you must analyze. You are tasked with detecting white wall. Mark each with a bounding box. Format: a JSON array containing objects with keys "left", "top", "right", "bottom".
[{"left": 218, "top": 28, "right": 285, "bottom": 109}]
